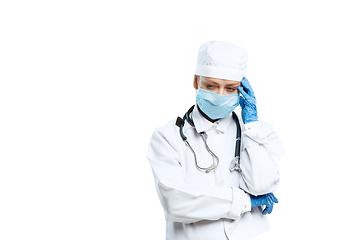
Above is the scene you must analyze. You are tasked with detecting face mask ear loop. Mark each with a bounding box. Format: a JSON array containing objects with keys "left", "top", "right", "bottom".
[{"left": 197, "top": 75, "right": 203, "bottom": 92}]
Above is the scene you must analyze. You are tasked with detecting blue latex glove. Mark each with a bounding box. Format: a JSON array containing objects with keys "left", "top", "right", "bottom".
[
  {"left": 250, "top": 193, "right": 279, "bottom": 215},
  {"left": 238, "top": 77, "right": 258, "bottom": 124}
]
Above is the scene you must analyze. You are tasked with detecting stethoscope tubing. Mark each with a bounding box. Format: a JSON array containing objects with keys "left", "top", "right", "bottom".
[{"left": 176, "top": 105, "right": 241, "bottom": 173}]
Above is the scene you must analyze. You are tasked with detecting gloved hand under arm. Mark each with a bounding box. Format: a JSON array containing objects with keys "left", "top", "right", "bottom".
[
  {"left": 238, "top": 77, "right": 258, "bottom": 124},
  {"left": 250, "top": 193, "right": 278, "bottom": 215}
]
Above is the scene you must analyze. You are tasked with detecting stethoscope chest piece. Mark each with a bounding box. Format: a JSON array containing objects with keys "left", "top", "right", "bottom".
[{"left": 229, "top": 156, "right": 240, "bottom": 172}]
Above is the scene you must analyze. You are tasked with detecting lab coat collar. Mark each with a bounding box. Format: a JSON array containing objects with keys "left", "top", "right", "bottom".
[{"left": 192, "top": 105, "right": 233, "bottom": 134}]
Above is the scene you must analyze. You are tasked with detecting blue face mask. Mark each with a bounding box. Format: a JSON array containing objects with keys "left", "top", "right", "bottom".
[{"left": 196, "top": 88, "right": 240, "bottom": 120}]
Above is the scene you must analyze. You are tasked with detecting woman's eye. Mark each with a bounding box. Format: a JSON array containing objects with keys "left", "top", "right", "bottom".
[
  {"left": 207, "top": 85, "right": 214, "bottom": 89},
  {"left": 227, "top": 88, "right": 236, "bottom": 92}
]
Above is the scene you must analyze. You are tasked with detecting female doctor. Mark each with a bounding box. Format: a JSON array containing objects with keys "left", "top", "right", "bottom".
[{"left": 147, "top": 41, "right": 285, "bottom": 240}]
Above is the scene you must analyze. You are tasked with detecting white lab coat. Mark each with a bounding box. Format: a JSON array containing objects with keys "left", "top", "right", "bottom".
[{"left": 147, "top": 105, "right": 285, "bottom": 240}]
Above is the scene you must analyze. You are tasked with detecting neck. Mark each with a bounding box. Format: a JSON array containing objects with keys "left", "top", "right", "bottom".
[{"left": 196, "top": 104, "right": 219, "bottom": 123}]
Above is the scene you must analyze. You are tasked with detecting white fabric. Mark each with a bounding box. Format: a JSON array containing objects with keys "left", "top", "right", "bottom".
[
  {"left": 146, "top": 106, "right": 285, "bottom": 240},
  {"left": 195, "top": 41, "right": 248, "bottom": 82}
]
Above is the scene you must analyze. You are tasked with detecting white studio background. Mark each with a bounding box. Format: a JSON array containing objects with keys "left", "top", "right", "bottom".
[{"left": 1, "top": 1, "right": 359, "bottom": 239}]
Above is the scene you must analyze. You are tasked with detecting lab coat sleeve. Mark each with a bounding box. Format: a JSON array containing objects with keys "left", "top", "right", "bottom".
[
  {"left": 239, "top": 120, "right": 285, "bottom": 196},
  {"left": 147, "top": 124, "right": 251, "bottom": 224}
]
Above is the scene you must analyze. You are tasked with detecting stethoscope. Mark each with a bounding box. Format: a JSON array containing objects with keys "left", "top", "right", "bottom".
[{"left": 175, "top": 105, "right": 242, "bottom": 173}]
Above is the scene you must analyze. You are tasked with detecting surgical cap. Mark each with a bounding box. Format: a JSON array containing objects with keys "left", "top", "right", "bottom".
[{"left": 195, "top": 41, "right": 248, "bottom": 82}]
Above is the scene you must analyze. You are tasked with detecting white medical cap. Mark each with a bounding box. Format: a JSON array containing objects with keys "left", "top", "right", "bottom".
[{"left": 195, "top": 41, "right": 248, "bottom": 82}]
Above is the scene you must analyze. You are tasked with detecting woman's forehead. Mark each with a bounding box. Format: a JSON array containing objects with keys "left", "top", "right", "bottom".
[{"left": 201, "top": 76, "right": 240, "bottom": 85}]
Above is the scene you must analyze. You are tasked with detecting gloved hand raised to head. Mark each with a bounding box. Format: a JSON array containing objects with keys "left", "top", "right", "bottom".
[
  {"left": 238, "top": 77, "right": 258, "bottom": 124},
  {"left": 250, "top": 193, "right": 278, "bottom": 215}
]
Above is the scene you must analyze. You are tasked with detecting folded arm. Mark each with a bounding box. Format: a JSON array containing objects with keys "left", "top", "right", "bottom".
[{"left": 239, "top": 121, "right": 285, "bottom": 195}]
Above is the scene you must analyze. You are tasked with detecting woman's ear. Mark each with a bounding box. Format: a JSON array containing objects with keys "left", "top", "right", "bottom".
[{"left": 193, "top": 75, "right": 199, "bottom": 90}]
